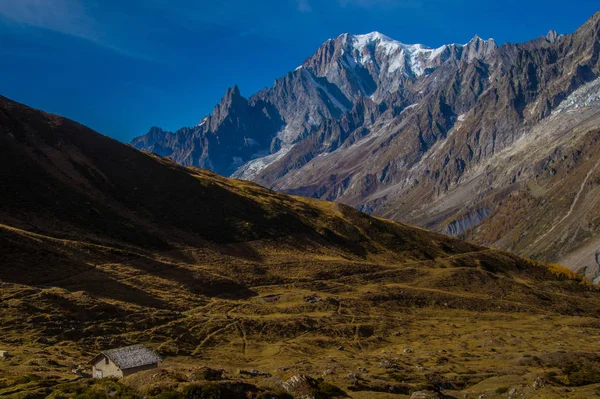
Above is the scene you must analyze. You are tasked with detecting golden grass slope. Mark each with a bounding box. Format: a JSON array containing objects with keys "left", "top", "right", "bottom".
[{"left": 1, "top": 95, "right": 600, "bottom": 397}]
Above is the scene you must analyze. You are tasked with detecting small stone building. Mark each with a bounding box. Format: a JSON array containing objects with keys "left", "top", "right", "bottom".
[{"left": 89, "top": 345, "right": 161, "bottom": 378}]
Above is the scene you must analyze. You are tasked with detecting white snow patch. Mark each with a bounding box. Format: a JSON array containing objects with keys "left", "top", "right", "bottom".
[
  {"left": 554, "top": 77, "right": 600, "bottom": 114},
  {"left": 428, "top": 44, "right": 447, "bottom": 60},
  {"left": 305, "top": 70, "right": 349, "bottom": 112},
  {"left": 400, "top": 103, "right": 418, "bottom": 114},
  {"left": 346, "top": 32, "right": 462, "bottom": 77},
  {"left": 463, "top": 36, "right": 495, "bottom": 46},
  {"left": 342, "top": 52, "right": 358, "bottom": 69},
  {"left": 337, "top": 32, "right": 495, "bottom": 78},
  {"left": 232, "top": 144, "right": 295, "bottom": 180},
  {"left": 387, "top": 54, "right": 406, "bottom": 74}
]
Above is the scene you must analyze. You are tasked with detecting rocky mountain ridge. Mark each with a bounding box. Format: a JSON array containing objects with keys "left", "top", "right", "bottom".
[
  {"left": 132, "top": 31, "right": 496, "bottom": 177},
  {"left": 131, "top": 11, "right": 600, "bottom": 275}
]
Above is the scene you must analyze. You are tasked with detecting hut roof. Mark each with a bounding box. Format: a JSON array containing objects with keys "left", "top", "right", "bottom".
[{"left": 90, "top": 345, "right": 161, "bottom": 370}]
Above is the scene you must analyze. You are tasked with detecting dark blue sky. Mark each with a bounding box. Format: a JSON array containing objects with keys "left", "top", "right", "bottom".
[{"left": 0, "top": 0, "right": 598, "bottom": 142}]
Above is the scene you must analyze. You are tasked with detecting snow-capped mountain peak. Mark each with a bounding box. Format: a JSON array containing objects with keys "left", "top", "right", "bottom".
[
  {"left": 337, "top": 32, "right": 437, "bottom": 77},
  {"left": 350, "top": 31, "right": 401, "bottom": 52},
  {"left": 134, "top": 29, "right": 503, "bottom": 178}
]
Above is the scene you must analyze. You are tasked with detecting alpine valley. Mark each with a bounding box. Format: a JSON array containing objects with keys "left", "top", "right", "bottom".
[
  {"left": 132, "top": 11, "right": 600, "bottom": 281},
  {"left": 4, "top": 7, "right": 600, "bottom": 399},
  {"left": 3, "top": 79, "right": 600, "bottom": 399}
]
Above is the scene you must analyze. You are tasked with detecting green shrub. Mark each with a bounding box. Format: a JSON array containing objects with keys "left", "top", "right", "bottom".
[
  {"left": 153, "top": 390, "right": 184, "bottom": 399},
  {"left": 568, "top": 369, "right": 600, "bottom": 387},
  {"left": 315, "top": 380, "right": 345, "bottom": 398},
  {"left": 561, "top": 360, "right": 600, "bottom": 386},
  {"left": 47, "top": 379, "right": 140, "bottom": 399},
  {"left": 14, "top": 374, "right": 41, "bottom": 385},
  {"left": 495, "top": 387, "right": 509, "bottom": 394},
  {"left": 256, "top": 391, "right": 293, "bottom": 399},
  {"left": 182, "top": 383, "right": 224, "bottom": 399}
]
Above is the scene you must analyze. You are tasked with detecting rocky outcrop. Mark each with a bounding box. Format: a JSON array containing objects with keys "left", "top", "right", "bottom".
[{"left": 131, "top": 85, "right": 284, "bottom": 175}]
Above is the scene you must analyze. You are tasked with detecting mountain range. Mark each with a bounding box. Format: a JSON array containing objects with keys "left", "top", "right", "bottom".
[{"left": 131, "top": 11, "right": 600, "bottom": 281}]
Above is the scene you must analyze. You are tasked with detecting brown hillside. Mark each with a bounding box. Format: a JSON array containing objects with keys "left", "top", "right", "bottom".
[{"left": 2, "top": 95, "right": 600, "bottom": 398}]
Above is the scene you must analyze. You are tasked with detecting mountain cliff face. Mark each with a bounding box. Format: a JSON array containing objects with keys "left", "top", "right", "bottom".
[
  {"left": 131, "top": 32, "right": 496, "bottom": 177},
  {"left": 131, "top": 11, "right": 600, "bottom": 276},
  {"left": 130, "top": 85, "right": 284, "bottom": 175}
]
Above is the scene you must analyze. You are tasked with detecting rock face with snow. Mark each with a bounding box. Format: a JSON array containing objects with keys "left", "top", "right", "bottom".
[
  {"left": 300, "top": 32, "right": 496, "bottom": 103},
  {"left": 132, "top": 11, "right": 600, "bottom": 272},
  {"left": 132, "top": 32, "right": 496, "bottom": 177}
]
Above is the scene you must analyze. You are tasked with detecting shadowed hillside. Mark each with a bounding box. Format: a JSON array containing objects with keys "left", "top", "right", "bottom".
[{"left": 2, "top": 95, "right": 600, "bottom": 398}]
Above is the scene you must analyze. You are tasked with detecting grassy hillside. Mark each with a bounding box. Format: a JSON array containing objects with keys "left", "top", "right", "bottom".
[{"left": 1, "top": 95, "right": 600, "bottom": 398}]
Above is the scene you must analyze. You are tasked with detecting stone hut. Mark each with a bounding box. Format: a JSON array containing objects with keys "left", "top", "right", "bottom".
[{"left": 89, "top": 345, "right": 161, "bottom": 378}]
